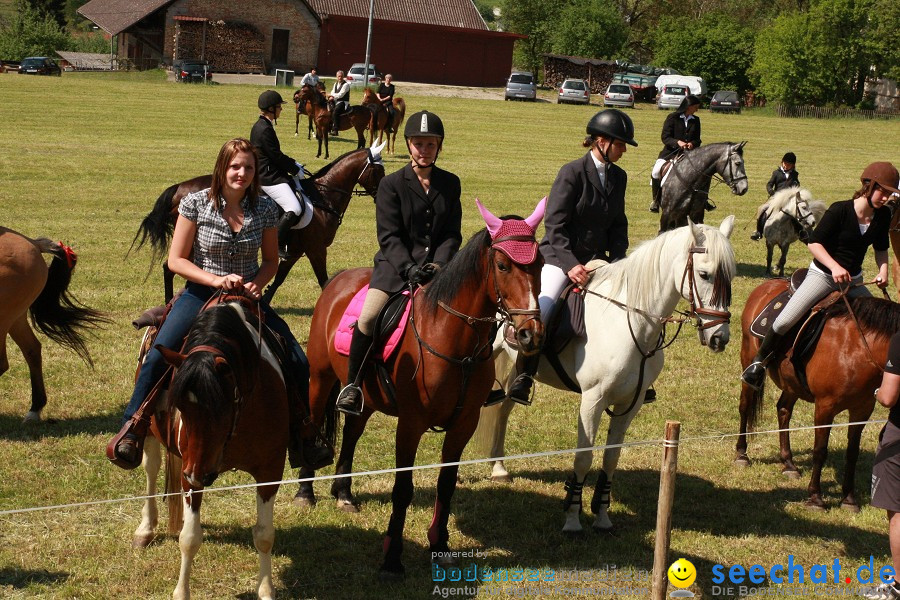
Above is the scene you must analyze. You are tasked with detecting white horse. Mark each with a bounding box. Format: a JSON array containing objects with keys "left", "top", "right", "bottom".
[
  {"left": 755, "top": 187, "right": 826, "bottom": 277},
  {"left": 474, "top": 217, "right": 736, "bottom": 533}
]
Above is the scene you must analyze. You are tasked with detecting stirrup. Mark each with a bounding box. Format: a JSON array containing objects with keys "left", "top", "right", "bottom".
[
  {"left": 106, "top": 424, "right": 145, "bottom": 470},
  {"left": 484, "top": 389, "right": 507, "bottom": 407},
  {"left": 649, "top": 201, "right": 660, "bottom": 213},
  {"left": 335, "top": 384, "right": 364, "bottom": 416},
  {"left": 740, "top": 362, "right": 766, "bottom": 390},
  {"left": 507, "top": 374, "right": 535, "bottom": 406}
]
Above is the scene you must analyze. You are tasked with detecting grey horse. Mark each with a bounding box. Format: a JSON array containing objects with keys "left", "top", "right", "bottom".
[
  {"left": 658, "top": 141, "right": 749, "bottom": 232},
  {"left": 755, "top": 187, "right": 826, "bottom": 277}
]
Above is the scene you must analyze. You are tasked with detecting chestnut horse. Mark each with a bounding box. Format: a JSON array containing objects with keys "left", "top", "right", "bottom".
[
  {"left": 0, "top": 227, "right": 105, "bottom": 422},
  {"left": 736, "top": 279, "right": 900, "bottom": 511},
  {"left": 298, "top": 84, "right": 372, "bottom": 159},
  {"left": 132, "top": 299, "right": 291, "bottom": 600},
  {"left": 362, "top": 87, "right": 406, "bottom": 155},
  {"left": 297, "top": 199, "right": 546, "bottom": 578},
  {"left": 294, "top": 82, "right": 325, "bottom": 139},
  {"left": 131, "top": 144, "right": 386, "bottom": 303}
]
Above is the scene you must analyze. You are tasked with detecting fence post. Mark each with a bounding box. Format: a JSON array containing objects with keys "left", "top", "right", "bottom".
[{"left": 651, "top": 420, "right": 681, "bottom": 600}]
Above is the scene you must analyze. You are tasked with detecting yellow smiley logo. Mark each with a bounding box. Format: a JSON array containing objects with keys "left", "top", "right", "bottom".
[{"left": 667, "top": 558, "right": 697, "bottom": 588}]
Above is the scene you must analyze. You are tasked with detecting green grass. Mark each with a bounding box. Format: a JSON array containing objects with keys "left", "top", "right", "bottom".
[{"left": 0, "top": 70, "right": 898, "bottom": 599}]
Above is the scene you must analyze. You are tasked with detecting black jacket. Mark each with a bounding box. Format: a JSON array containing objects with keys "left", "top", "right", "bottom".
[
  {"left": 370, "top": 163, "right": 462, "bottom": 292},
  {"left": 766, "top": 167, "right": 800, "bottom": 196},
  {"left": 658, "top": 111, "right": 702, "bottom": 160},
  {"left": 250, "top": 115, "right": 300, "bottom": 186},
  {"left": 539, "top": 152, "right": 628, "bottom": 273},
  {"left": 809, "top": 199, "right": 890, "bottom": 276}
]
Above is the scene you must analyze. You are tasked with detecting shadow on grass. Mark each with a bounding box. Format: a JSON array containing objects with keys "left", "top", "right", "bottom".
[
  {"left": 0, "top": 411, "right": 116, "bottom": 439},
  {"left": 0, "top": 567, "right": 69, "bottom": 588}
]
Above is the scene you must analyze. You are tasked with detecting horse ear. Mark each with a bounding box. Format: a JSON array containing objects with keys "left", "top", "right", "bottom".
[
  {"left": 719, "top": 215, "right": 736, "bottom": 239},
  {"left": 475, "top": 198, "right": 503, "bottom": 238},
  {"left": 737, "top": 141, "right": 747, "bottom": 150},
  {"left": 524, "top": 197, "right": 547, "bottom": 231},
  {"left": 372, "top": 138, "right": 386, "bottom": 158},
  {"left": 156, "top": 344, "right": 185, "bottom": 368}
]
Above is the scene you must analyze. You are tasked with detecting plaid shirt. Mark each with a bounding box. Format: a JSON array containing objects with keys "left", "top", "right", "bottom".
[{"left": 178, "top": 189, "right": 278, "bottom": 280}]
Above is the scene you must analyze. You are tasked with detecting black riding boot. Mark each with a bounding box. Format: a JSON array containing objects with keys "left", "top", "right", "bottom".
[
  {"left": 750, "top": 210, "right": 767, "bottom": 241},
  {"left": 507, "top": 352, "right": 541, "bottom": 406},
  {"left": 280, "top": 354, "right": 333, "bottom": 471},
  {"left": 336, "top": 328, "right": 374, "bottom": 416},
  {"left": 277, "top": 211, "right": 301, "bottom": 258},
  {"left": 649, "top": 178, "right": 661, "bottom": 213},
  {"left": 741, "top": 330, "right": 784, "bottom": 390},
  {"left": 331, "top": 112, "right": 340, "bottom": 136}
]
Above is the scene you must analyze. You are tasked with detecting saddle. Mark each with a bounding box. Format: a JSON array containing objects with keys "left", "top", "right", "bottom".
[{"left": 335, "top": 285, "right": 413, "bottom": 362}]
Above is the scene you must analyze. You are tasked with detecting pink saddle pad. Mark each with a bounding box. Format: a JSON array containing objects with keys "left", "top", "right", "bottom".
[{"left": 335, "top": 285, "right": 412, "bottom": 361}]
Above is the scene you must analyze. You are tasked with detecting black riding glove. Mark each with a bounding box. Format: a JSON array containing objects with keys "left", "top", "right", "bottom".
[{"left": 406, "top": 263, "right": 438, "bottom": 285}]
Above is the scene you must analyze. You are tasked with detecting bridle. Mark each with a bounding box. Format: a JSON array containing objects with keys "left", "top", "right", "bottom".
[
  {"left": 679, "top": 245, "right": 732, "bottom": 333},
  {"left": 308, "top": 148, "right": 384, "bottom": 223},
  {"left": 780, "top": 194, "right": 815, "bottom": 240},
  {"left": 673, "top": 143, "right": 748, "bottom": 198}
]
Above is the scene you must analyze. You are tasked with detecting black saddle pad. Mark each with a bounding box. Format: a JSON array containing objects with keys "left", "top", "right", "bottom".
[
  {"left": 372, "top": 290, "right": 411, "bottom": 355},
  {"left": 749, "top": 289, "right": 791, "bottom": 339}
]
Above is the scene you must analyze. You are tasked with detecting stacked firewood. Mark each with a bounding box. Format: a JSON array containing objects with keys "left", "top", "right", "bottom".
[
  {"left": 542, "top": 54, "right": 617, "bottom": 94},
  {"left": 175, "top": 20, "right": 265, "bottom": 73}
]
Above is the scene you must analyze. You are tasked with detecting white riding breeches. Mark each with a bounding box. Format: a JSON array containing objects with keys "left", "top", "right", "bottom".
[
  {"left": 261, "top": 183, "right": 314, "bottom": 229},
  {"left": 538, "top": 263, "right": 571, "bottom": 322},
  {"left": 651, "top": 159, "right": 667, "bottom": 179}
]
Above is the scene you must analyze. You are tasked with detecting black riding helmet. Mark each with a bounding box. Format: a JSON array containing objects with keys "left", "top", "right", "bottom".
[
  {"left": 676, "top": 94, "right": 702, "bottom": 113},
  {"left": 258, "top": 90, "right": 286, "bottom": 113},
  {"left": 404, "top": 110, "right": 444, "bottom": 140},
  {"left": 586, "top": 109, "right": 638, "bottom": 147}
]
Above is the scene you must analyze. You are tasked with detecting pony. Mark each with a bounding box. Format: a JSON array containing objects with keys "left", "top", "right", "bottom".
[
  {"left": 736, "top": 281, "right": 899, "bottom": 511},
  {"left": 132, "top": 299, "right": 291, "bottom": 600},
  {"left": 362, "top": 87, "right": 407, "bottom": 155},
  {"left": 294, "top": 82, "right": 325, "bottom": 139},
  {"left": 297, "top": 84, "right": 372, "bottom": 159},
  {"left": 754, "top": 187, "right": 826, "bottom": 277},
  {"left": 475, "top": 217, "right": 737, "bottom": 533},
  {"left": 131, "top": 143, "right": 386, "bottom": 303},
  {"left": 0, "top": 227, "right": 105, "bottom": 422},
  {"left": 297, "top": 199, "right": 546, "bottom": 578},
  {"left": 658, "top": 141, "right": 749, "bottom": 232}
]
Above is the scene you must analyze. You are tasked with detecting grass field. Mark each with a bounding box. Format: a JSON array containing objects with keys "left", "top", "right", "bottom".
[{"left": 0, "top": 70, "right": 899, "bottom": 600}]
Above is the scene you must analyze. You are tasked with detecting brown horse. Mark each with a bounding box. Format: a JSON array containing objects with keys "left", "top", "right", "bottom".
[
  {"left": 298, "top": 84, "right": 372, "bottom": 159},
  {"left": 293, "top": 82, "right": 325, "bottom": 139},
  {"left": 132, "top": 299, "right": 290, "bottom": 600},
  {"left": 362, "top": 87, "right": 407, "bottom": 155},
  {"left": 0, "top": 227, "right": 105, "bottom": 422},
  {"left": 131, "top": 144, "right": 386, "bottom": 303},
  {"left": 297, "top": 200, "right": 546, "bottom": 578},
  {"left": 736, "top": 278, "right": 900, "bottom": 511}
]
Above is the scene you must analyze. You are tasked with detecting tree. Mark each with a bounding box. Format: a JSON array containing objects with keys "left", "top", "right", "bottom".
[
  {"left": 550, "top": 0, "right": 626, "bottom": 59},
  {"left": 24, "top": 0, "right": 66, "bottom": 29},
  {"left": 499, "top": 0, "right": 565, "bottom": 76},
  {"left": 0, "top": 1, "right": 69, "bottom": 59}
]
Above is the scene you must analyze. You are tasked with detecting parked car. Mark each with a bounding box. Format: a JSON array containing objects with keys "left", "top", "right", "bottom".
[
  {"left": 557, "top": 78, "right": 590, "bottom": 105},
  {"left": 603, "top": 83, "right": 635, "bottom": 108},
  {"left": 174, "top": 60, "right": 212, "bottom": 83},
  {"left": 709, "top": 90, "right": 741, "bottom": 114},
  {"left": 657, "top": 84, "right": 689, "bottom": 110},
  {"left": 1, "top": 59, "right": 20, "bottom": 73},
  {"left": 504, "top": 71, "right": 536, "bottom": 101},
  {"left": 19, "top": 57, "right": 60, "bottom": 76},
  {"left": 346, "top": 63, "right": 380, "bottom": 87}
]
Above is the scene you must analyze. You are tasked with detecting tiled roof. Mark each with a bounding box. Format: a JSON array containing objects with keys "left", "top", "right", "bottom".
[
  {"left": 78, "top": 0, "right": 173, "bottom": 35},
  {"left": 306, "top": 0, "right": 487, "bottom": 30}
]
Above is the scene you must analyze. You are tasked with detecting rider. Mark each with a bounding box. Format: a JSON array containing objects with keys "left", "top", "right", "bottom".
[
  {"left": 751, "top": 152, "right": 801, "bottom": 241},
  {"left": 299, "top": 65, "right": 319, "bottom": 89},
  {"left": 250, "top": 90, "right": 309, "bottom": 257},
  {"left": 335, "top": 110, "right": 462, "bottom": 416},
  {"left": 328, "top": 70, "right": 351, "bottom": 136},
  {"left": 741, "top": 161, "right": 899, "bottom": 389},
  {"left": 111, "top": 138, "right": 333, "bottom": 471},
  {"left": 649, "top": 94, "right": 705, "bottom": 214},
  {"left": 375, "top": 73, "right": 396, "bottom": 133},
  {"left": 504, "top": 109, "right": 637, "bottom": 405}
]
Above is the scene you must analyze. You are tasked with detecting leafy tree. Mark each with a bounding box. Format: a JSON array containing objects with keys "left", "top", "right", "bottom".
[
  {"left": 24, "top": 0, "right": 66, "bottom": 28},
  {"left": 0, "top": 1, "right": 68, "bottom": 59},
  {"left": 550, "top": 0, "right": 626, "bottom": 59},
  {"left": 472, "top": 0, "right": 498, "bottom": 29},
  {"left": 499, "top": 0, "right": 564, "bottom": 76}
]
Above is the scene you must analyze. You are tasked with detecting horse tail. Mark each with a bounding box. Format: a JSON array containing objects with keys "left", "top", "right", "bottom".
[
  {"left": 129, "top": 183, "right": 178, "bottom": 264},
  {"left": 29, "top": 239, "right": 107, "bottom": 366},
  {"left": 745, "top": 379, "right": 766, "bottom": 431},
  {"left": 324, "top": 381, "right": 339, "bottom": 448},
  {"left": 165, "top": 449, "right": 184, "bottom": 534},
  {"left": 394, "top": 97, "right": 406, "bottom": 120}
]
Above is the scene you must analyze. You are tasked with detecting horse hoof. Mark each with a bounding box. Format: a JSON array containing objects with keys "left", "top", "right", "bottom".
[
  {"left": 490, "top": 474, "right": 513, "bottom": 484},
  {"left": 782, "top": 469, "right": 801, "bottom": 480},
  {"left": 337, "top": 499, "right": 360, "bottom": 513},
  {"left": 132, "top": 533, "right": 156, "bottom": 548},
  {"left": 840, "top": 501, "right": 861, "bottom": 514},
  {"left": 292, "top": 494, "right": 316, "bottom": 508},
  {"left": 22, "top": 411, "right": 41, "bottom": 425},
  {"left": 734, "top": 455, "right": 751, "bottom": 467},
  {"left": 803, "top": 499, "right": 826, "bottom": 511}
]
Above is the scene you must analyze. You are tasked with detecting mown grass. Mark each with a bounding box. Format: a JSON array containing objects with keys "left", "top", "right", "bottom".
[{"left": 0, "top": 71, "right": 898, "bottom": 600}]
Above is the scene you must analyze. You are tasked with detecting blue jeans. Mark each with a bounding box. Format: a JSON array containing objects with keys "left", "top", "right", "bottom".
[{"left": 123, "top": 282, "right": 309, "bottom": 423}]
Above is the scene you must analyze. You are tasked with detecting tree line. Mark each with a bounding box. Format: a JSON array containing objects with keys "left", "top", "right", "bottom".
[{"left": 0, "top": 0, "right": 109, "bottom": 62}]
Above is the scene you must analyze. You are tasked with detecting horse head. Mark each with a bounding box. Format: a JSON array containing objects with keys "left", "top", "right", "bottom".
[
  {"left": 476, "top": 197, "right": 546, "bottom": 354},
  {"left": 683, "top": 215, "right": 736, "bottom": 352},
  {"left": 722, "top": 142, "right": 749, "bottom": 196},
  {"left": 299, "top": 83, "right": 326, "bottom": 107},
  {"left": 362, "top": 87, "right": 377, "bottom": 104},
  {"left": 360, "top": 141, "right": 387, "bottom": 199}
]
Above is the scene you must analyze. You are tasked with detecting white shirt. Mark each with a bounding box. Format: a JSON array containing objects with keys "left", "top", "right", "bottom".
[
  {"left": 590, "top": 150, "right": 608, "bottom": 190},
  {"left": 331, "top": 80, "right": 350, "bottom": 101},
  {"left": 681, "top": 113, "right": 695, "bottom": 128},
  {"left": 300, "top": 72, "right": 319, "bottom": 87}
]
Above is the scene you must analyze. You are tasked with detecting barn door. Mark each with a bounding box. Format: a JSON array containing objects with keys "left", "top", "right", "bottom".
[{"left": 271, "top": 29, "right": 289, "bottom": 67}]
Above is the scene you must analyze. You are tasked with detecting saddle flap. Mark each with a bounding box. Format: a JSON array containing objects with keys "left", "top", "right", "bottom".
[
  {"left": 504, "top": 284, "right": 586, "bottom": 354},
  {"left": 790, "top": 268, "right": 808, "bottom": 292},
  {"left": 335, "top": 285, "right": 413, "bottom": 361},
  {"left": 749, "top": 290, "right": 790, "bottom": 339}
]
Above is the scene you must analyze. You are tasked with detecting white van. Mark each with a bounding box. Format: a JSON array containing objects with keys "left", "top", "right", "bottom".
[{"left": 653, "top": 74, "right": 707, "bottom": 99}]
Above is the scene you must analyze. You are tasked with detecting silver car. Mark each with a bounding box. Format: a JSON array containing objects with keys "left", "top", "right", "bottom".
[
  {"left": 504, "top": 71, "right": 536, "bottom": 101},
  {"left": 657, "top": 84, "right": 689, "bottom": 110},
  {"left": 603, "top": 83, "right": 634, "bottom": 108},
  {"left": 346, "top": 63, "right": 380, "bottom": 88},
  {"left": 557, "top": 79, "right": 590, "bottom": 105}
]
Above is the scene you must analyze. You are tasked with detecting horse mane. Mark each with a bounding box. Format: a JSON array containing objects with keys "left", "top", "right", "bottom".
[
  {"left": 587, "top": 224, "right": 736, "bottom": 311},
  {"left": 166, "top": 303, "right": 259, "bottom": 414},
  {"left": 766, "top": 187, "right": 824, "bottom": 215},
  {"left": 309, "top": 148, "right": 364, "bottom": 180},
  {"left": 423, "top": 228, "right": 490, "bottom": 310},
  {"left": 826, "top": 296, "right": 900, "bottom": 342}
]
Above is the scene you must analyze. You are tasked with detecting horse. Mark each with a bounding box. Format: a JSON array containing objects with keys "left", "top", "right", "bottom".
[
  {"left": 294, "top": 82, "right": 325, "bottom": 139},
  {"left": 130, "top": 143, "right": 387, "bottom": 303},
  {"left": 755, "top": 187, "right": 826, "bottom": 277},
  {"left": 736, "top": 281, "right": 900, "bottom": 511},
  {"left": 658, "top": 141, "right": 749, "bottom": 232},
  {"left": 298, "top": 84, "right": 372, "bottom": 159},
  {"left": 362, "top": 87, "right": 407, "bottom": 155},
  {"left": 475, "top": 217, "right": 737, "bottom": 533},
  {"left": 296, "top": 199, "right": 546, "bottom": 578},
  {"left": 132, "top": 299, "right": 291, "bottom": 600},
  {"left": 0, "top": 227, "right": 106, "bottom": 422}
]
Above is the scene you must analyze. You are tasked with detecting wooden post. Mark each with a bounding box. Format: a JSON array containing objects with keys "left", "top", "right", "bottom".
[{"left": 651, "top": 420, "right": 681, "bottom": 600}]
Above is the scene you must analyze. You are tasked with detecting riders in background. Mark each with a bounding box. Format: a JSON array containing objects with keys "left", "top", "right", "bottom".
[
  {"left": 110, "top": 138, "right": 332, "bottom": 471},
  {"left": 335, "top": 110, "right": 461, "bottom": 416},
  {"left": 376, "top": 74, "right": 397, "bottom": 133},
  {"left": 250, "top": 90, "right": 309, "bottom": 257},
  {"left": 299, "top": 66, "right": 319, "bottom": 89},
  {"left": 504, "top": 109, "right": 637, "bottom": 405},
  {"left": 752, "top": 152, "right": 801, "bottom": 241},
  {"left": 328, "top": 70, "right": 351, "bottom": 136},
  {"left": 742, "top": 161, "right": 899, "bottom": 390},
  {"left": 649, "top": 94, "right": 704, "bottom": 213}
]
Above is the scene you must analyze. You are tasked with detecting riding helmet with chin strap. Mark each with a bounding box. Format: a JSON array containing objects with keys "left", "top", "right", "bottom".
[
  {"left": 586, "top": 109, "right": 638, "bottom": 147},
  {"left": 258, "top": 90, "right": 286, "bottom": 113},
  {"left": 404, "top": 110, "right": 444, "bottom": 140},
  {"left": 860, "top": 162, "right": 900, "bottom": 197}
]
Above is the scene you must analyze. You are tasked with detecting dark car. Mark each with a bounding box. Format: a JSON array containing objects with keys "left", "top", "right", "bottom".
[
  {"left": 19, "top": 57, "right": 61, "bottom": 76},
  {"left": 709, "top": 90, "right": 741, "bottom": 114},
  {"left": 174, "top": 60, "right": 212, "bottom": 83}
]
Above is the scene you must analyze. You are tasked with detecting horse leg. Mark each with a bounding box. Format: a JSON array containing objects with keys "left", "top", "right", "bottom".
[
  {"left": 173, "top": 493, "right": 203, "bottom": 600},
  {"left": 563, "top": 389, "right": 604, "bottom": 534},
  {"left": 252, "top": 487, "right": 277, "bottom": 600},
  {"left": 305, "top": 244, "right": 329, "bottom": 289},
  {"left": 133, "top": 436, "right": 161, "bottom": 548},
  {"left": 473, "top": 346, "right": 517, "bottom": 481},
  {"left": 839, "top": 405, "right": 872, "bottom": 512},
  {"left": 776, "top": 391, "right": 801, "bottom": 477},
  {"left": 488, "top": 399, "right": 516, "bottom": 482},
  {"left": 381, "top": 420, "right": 424, "bottom": 579},
  {"left": 806, "top": 405, "right": 835, "bottom": 510},
  {"left": 330, "top": 409, "right": 374, "bottom": 512},
  {"left": 262, "top": 255, "right": 301, "bottom": 303},
  {"left": 591, "top": 408, "right": 641, "bottom": 532},
  {"left": 356, "top": 122, "right": 365, "bottom": 149},
  {"left": 765, "top": 242, "right": 775, "bottom": 278},
  {"left": 294, "top": 110, "right": 299, "bottom": 136},
  {"left": 8, "top": 315, "right": 47, "bottom": 423},
  {"left": 316, "top": 128, "right": 324, "bottom": 158},
  {"left": 777, "top": 243, "right": 788, "bottom": 278}
]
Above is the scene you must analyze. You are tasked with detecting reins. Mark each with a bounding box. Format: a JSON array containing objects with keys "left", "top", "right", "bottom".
[
  {"left": 307, "top": 150, "right": 382, "bottom": 224},
  {"left": 837, "top": 281, "right": 892, "bottom": 372}
]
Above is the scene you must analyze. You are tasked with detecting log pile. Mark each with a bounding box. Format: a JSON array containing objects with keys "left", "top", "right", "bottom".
[
  {"left": 542, "top": 53, "right": 618, "bottom": 94},
  {"left": 175, "top": 20, "right": 265, "bottom": 73}
]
